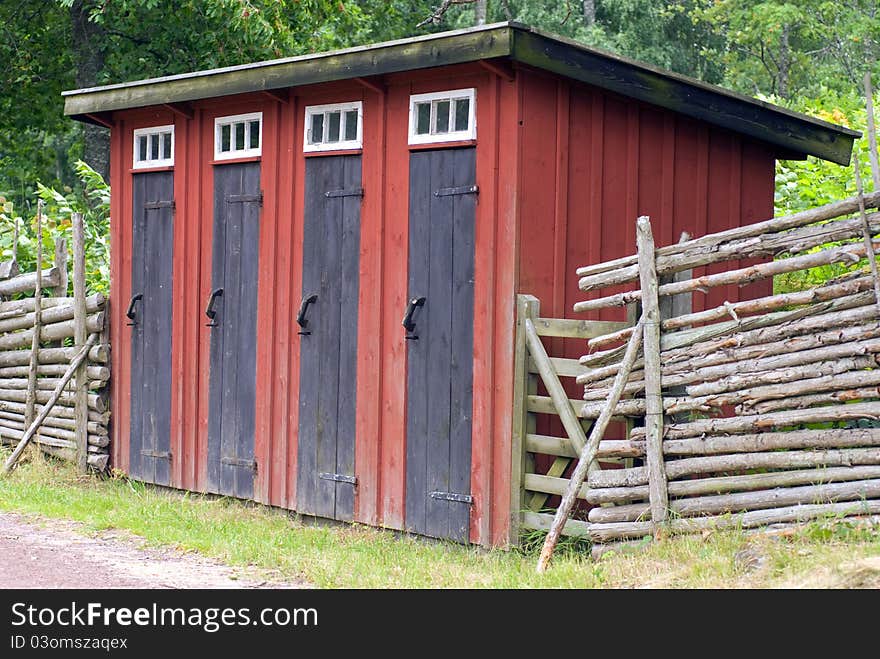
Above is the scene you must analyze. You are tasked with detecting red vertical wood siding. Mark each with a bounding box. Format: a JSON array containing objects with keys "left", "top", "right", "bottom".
[
  {"left": 518, "top": 66, "right": 775, "bottom": 331},
  {"left": 106, "top": 61, "right": 777, "bottom": 548}
]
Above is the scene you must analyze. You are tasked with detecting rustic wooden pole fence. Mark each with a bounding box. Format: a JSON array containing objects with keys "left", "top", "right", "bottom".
[{"left": 2, "top": 334, "right": 98, "bottom": 475}]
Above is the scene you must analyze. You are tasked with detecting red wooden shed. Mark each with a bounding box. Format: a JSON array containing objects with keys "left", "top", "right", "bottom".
[{"left": 62, "top": 23, "right": 857, "bottom": 547}]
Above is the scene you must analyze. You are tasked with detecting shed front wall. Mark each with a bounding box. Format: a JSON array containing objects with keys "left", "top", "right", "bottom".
[
  {"left": 107, "top": 62, "right": 776, "bottom": 549},
  {"left": 108, "top": 65, "right": 520, "bottom": 547}
]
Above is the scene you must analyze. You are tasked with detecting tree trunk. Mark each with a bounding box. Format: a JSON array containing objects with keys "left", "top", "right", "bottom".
[
  {"left": 70, "top": 0, "right": 109, "bottom": 180},
  {"left": 583, "top": 0, "right": 596, "bottom": 25},
  {"left": 778, "top": 23, "right": 791, "bottom": 99},
  {"left": 475, "top": 0, "right": 487, "bottom": 25}
]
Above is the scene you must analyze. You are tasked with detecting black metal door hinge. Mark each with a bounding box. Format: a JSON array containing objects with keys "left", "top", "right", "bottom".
[
  {"left": 430, "top": 491, "right": 473, "bottom": 504},
  {"left": 325, "top": 188, "right": 364, "bottom": 198},
  {"left": 143, "top": 200, "right": 175, "bottom": 210},
  {"left": 225, "top": 193, "right": 263, "bottom": 206},
  {"left": 434, "top": 185, "right": 478, "bottom": 197},
  {"left": 141, "top": 450, "right": 172, "bottom": 460},
  {"left": 319, "top": 472, "right": 358, "bottom": 485},
  {"left": 221, "top": 456, "right": 258, "bottom": 473}
]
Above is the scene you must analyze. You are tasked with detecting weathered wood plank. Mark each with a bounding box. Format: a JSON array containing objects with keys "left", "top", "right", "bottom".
[
  {"left": 521, "top": 511, "right": 590, "bottom": 539},
  {"left": 510, "top": 295, "right": 538, "bottom": 543},
  {"left": 532, "top": 317, "right": 627, "bottom": 339}
]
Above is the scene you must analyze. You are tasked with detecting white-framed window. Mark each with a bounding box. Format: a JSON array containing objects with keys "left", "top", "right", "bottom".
[
  {"left": 214, "top": 112, "right": 262, "bottom": 160},
  {"left": 408, "top": 88, "right": 476, "bottom": 145},
  {"left": 133, "top": 125, "right": 174, "bottom": 168},
  {"left": 304, "top": 101, "right": 363, "bottom": 152}
]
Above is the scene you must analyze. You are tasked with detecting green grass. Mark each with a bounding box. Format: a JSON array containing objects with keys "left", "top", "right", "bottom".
[{"left": 2, "top": 451, "right": 879, "bottom": 588}]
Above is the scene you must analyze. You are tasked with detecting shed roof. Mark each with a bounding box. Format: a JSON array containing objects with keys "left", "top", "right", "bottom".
[{"left": 63, "top": 22, "right": 859, "bottom": 165}]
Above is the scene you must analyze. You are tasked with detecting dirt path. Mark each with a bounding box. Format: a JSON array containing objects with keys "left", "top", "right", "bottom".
[{"left": 0, "top": 512, "right": 309, "bottom": 589}]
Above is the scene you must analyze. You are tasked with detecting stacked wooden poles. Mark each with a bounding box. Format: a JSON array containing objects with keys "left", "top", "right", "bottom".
[
  {"left": 2, "top": 335, "right": 98, "bottom": 475},
  {"left": 568, "top": 184, "right": 880, "bottom": 551}
]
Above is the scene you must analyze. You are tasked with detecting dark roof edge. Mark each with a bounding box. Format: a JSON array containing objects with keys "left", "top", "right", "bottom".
[
  {"left": 62, "top": 23, "right": 514, "bottom": 116},
  {"left": 63, "top": 22, "right": 858, "bottom": 165},
  {"left": 63, "top": 22, "right": 516, "bottom": 98},
  {"left": 513, "top": 26, "right": 858, "bottom": 165}
]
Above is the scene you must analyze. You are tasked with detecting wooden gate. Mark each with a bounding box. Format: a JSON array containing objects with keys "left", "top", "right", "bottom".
[
  {"left": 296, "top": 155, "right": 362, "bottom": 521},
  {"left": 207, "top": 163, "right": 261, "bottom": 499},
  {"left": 129, "top": 171, "right": 174, "bottom": 486},
  {"left": 509, "top": 294, "right": 631, "bottom": 543},
  {"left": 405, "top": 147, "right": 477, "bottom": 542}
]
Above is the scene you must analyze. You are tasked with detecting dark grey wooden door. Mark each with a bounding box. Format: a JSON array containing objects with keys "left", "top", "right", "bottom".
[
  {"left": 297, "top": 155, "right": 361, "bottom": 521},
  {"left": 129, "top": 171, "right": 174, "bottom": 486},
  {"left": 405, "top": 148, "right": 476, "bottom": 542},
  {"left": 207, "top": 162, "right": 261, "bottom": 499}
]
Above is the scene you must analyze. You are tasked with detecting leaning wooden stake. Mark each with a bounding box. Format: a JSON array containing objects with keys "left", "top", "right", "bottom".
[
  {"left": 536, "top": 315, "right": 645, "bottom": 573},
  {"left": 24, "top": 201, "right": 43, "bottom": 427},
  {"left": 12, "top": 217, "right": 19, "bottom": 267},
  {"left": 636, "top": 216, "right": 668, "bottom": 532},
  {"left": 866, "top": 73, "right": 880, "bottom": 192},
  {"left": 2, "top": 333, "right": 97, "bottom": 475},
  {"left": 72, "top": 212, "right": 88, "bottom": 474},
  {"left": 855, "top": 160, "right": 880, "bottom": 316}
]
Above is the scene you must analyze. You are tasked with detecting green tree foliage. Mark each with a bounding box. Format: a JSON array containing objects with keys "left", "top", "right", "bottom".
[
  {"left": 0, "top": 161, "right": 110, "bottom": 296},
  {"left": 695, "top": 1, "right": 880, "bottom": 99}
]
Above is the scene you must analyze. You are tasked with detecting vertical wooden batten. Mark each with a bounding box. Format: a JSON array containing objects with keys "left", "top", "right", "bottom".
[{"left": 355, "top": 86, "right": 386, "bottom": 526}]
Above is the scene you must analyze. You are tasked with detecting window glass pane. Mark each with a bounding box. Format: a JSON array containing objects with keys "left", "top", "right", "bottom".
[
  {"left": 416, "top": 102, "right": 430, "bottom": 135},
  {"left": 249, "top": 121, "right": 260, "bottom": 149},
  {"left": 433, "top": 100, "right": 450, "bottom": 134},
  {"left": 221, "top": 124, "right": 231, "bottom": 152},
  {"left": 344, "top": 110, "right": 358, "bottom": 141},
  {"left": 138, "top": 135, "right": 148, "bottom": 161},
  {"left": 150, "top": 134, "right": 160, "bottom": 160},
  {"left": 454, "top": 98, "right": 470, "bottom": 132},
  {"left": 327, "top": 111, "right": 341, "bottom": 142},
  {"left": 162, "top": 132, "right": 172, "bottom": 160},
  {"left": 235, "top": 122, "right": 245, "bottom": 150},
  {"left": 311, "top": 113, "right": 324, "bottom": 144}
]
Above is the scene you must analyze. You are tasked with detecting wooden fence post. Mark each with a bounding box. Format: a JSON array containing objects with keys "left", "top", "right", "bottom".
[
  {"left": 854, "top": 161, "right": 880, "bottom": 316},
  {"left": 865, "top": 73, "right": 880, "bottom": 192},
  {"left": 25, "top": 202, "right": 43, "bottom": 429},
  {"left": 510, "top": 294, "right": 539, "bottom": 545},
  {"left": 636, "top": 216, "right": 669, "bottom": 532},
  {"left": 73, "top": 212, "right": 88, "bottom": 474},
  {"left": 52, "top": 237, "right": 68, "bottom": 299}
]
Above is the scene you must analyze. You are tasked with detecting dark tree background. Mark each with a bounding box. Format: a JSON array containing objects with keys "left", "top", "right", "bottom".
[{"left": 1, "top": 0, "right": 878, "bottom": 211}]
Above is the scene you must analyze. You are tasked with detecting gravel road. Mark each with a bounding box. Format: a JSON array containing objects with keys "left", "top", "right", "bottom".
[{"left": 0, "top": 512, "right": 308, "bottom": 589}]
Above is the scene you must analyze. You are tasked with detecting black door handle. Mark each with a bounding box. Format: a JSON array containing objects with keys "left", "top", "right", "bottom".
[
  {"left": 205, "top": 288, "right": 224, "bottom": 327},
  {"left": 126, "top": 293, "right": 143, "bottom": 326},
  {"left": 297, "top": 294, "right": 318, "bottom": 335},
  {"left": 402, "top": 296, "right": 426, "bottom": 340}
]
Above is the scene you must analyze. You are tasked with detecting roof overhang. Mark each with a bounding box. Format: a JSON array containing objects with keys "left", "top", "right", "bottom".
[{"left": 63, "top": 22, "right": 859, "bottom": 165}]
